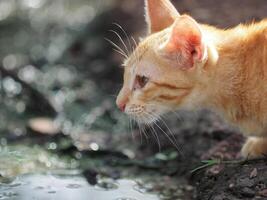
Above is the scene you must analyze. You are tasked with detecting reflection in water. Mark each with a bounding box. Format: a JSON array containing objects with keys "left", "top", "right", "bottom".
[{"left": 0, "top": 172, "right": 159, "bottom": 200}]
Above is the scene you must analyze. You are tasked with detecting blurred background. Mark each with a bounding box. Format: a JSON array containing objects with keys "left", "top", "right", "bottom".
[{"left": 0, "top": 0, "right": 266, "bottom": 200}]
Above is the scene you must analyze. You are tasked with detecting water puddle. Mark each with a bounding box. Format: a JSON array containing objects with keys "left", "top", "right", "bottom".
[{"left": 0, "top": 172, "right": 159, "bottom": 200}]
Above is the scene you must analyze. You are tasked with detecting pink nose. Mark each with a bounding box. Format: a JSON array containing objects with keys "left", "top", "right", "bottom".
[{"left": 118, "top": 103, "right": 126, "bottom": 112}]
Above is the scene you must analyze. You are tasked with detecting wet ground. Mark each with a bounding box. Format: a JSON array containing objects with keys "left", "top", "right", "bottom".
[
  {"left": 0, "top": 0, "right": 267, "bottom": 200},
  {"left": 0, "top": 172, "right": 159, "bottom": 200}
]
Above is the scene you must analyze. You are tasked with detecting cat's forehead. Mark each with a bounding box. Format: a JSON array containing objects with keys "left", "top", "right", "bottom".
[
  {"left": 123, "top": 44, "right": 148, "bottom": 68},
  {"left": 125, "top": 57, "right": 165, "bottom": 85}
]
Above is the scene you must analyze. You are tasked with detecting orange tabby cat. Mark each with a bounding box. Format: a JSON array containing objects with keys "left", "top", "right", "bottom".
[{"left": 116, "top": 0, "right": 267, "bottom": 158}]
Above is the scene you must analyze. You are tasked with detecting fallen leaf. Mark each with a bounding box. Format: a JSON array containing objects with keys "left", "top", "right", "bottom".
[{"left": 28, "top": 117, "right": 60, "bottom": 135}]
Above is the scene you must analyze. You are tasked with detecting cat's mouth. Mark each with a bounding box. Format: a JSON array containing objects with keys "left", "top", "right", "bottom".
[{"left": 125, "top": 104, "right": 167, "bottom": 125}]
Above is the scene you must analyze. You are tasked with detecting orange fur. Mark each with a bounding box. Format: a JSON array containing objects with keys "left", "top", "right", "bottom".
[{"left": 116, "top": 0, "right": 267, "bottom": 158}]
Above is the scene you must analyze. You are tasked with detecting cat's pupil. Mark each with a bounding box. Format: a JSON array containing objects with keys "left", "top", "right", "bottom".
[{"left": 136, "top": 75, "right": 149, "bottom": 89}]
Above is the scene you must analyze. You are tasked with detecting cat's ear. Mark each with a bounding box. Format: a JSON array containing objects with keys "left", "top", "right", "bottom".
[
  {"left": 159, "top": 15, "right": 206, "bottom": 70},
  {"left": 145, "top": 0, "right": 180, "bottom": 34}
]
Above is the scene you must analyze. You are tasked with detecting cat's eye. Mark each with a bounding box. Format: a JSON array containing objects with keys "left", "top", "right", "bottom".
[{"left": 135, "top": 75, "right": 149, "bottom": 89}]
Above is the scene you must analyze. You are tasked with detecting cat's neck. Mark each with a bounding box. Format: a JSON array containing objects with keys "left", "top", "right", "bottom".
[{"left": 203, "top": 21, "right": 267, "bottom": 123}]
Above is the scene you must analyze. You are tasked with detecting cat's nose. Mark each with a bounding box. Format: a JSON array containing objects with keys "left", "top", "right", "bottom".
[
  {"left": 116, "top": 97, "right": 127, "bottom": 112},
  {"left": 118, "top": 104, "right": 126, "bottom": 112},
  {"left": 116, "top": 87, "right": 129, "bottom": 112},
  {"left": 117, "top": 103, "right": 126, "bottom": 112}
]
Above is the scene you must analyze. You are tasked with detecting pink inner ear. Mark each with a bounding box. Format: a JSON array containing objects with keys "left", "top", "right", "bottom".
[{"left": 163, "top": 15, "right": 204, "bottom": 69}]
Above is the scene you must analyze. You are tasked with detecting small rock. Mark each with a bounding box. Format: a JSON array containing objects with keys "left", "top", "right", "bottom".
[
  {"left": 213, "top": 195, "right": 226, "bottom": 200},
  {"left": 229, "top": 183, "right": 235, "bottom": 189},
  {"left": 250, "top": 168, "right": 258, "bottom": 179},
  {"left": 258, "top": 189, "right": 267, "bottom": 197},
  {"left": 207, "top": 164, "right": 224, "bottom": 175},
  {"left": 82, "top": 169, "right": 98, "bottom": 185},
  {"left": 185, "top": 185, "right": 194, "bottom": 192},
  {"left": 240, "top": 187, "right": 255, "bottom": 198},
  {"left": 236, "top": 177, "right": 254, "bottom": 187}
]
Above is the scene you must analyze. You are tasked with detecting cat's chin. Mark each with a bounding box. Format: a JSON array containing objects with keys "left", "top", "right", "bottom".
[
  {"left": 129, "top": 115, "right": 157, "bottom": 125},
  {"left": 129, "top": 111, "right": 165, "bottom": 125},
  {"left": 139, "top": 117, "right": 157, "bottom": 125},
  {"left": 126, "top": 104, "right": 170, "bottom": 125}
]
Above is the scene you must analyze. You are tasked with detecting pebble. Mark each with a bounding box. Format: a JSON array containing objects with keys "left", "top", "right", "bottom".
[
  {"left": 236, "top": 177, "right": 254, "bottom": 188},
  {"left": 185, "top": 185, "right": 194, "bottom": 192},
  {"left": 229, "top": 183, "right": 234, "bottom": 189},
  {"left": 258, "top": 188, "right": 267, "bottom": 197},
  {"left": 240, "top": 187, "right": 255, "bottom": 198}
]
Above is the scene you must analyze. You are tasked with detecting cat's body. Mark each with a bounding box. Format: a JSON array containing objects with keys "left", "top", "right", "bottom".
[
  {"left": 201, "top": 21, "right": 267, "bottom": 136},
  {"left": 116, "top": 0, "right": 267, "bottom": 158}
]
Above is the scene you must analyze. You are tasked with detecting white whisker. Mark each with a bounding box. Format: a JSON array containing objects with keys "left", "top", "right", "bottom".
[
  {"left": 144, "top": 111, "right": 182, "bottom": 154},
  {"left": 147, "top": 123, "right": 161, "bottom": 152},
  {"left": 131, "top": 36, "right": 140, "bottom": 64},
  {"left": 112, "top": 48, "right": 128, "bottom": 58},
  {"left": 134, "top": 117, "right": 144, "bottom": 144},
  {"left": 105, "top": 38, "right": 128, "bottom": 58},
  {"left": 140, "top": 123, "right": 149, "bottom": 140},
  {"left": 109, "top": 30, "right": 130, "bottom": 56},
  {"left": 152, "top": 113, "right": 183, "bottom": 155},
  {"left": 113, "top": 23, "right": 133, "bottom": 55},
  {"left": 129, "top": 118, "right": 136, "bottom": 142}
]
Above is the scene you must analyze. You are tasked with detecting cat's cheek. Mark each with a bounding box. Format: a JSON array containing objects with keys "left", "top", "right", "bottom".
[{"left": 176, "top": 89, "right": 204, "bottom": 110}]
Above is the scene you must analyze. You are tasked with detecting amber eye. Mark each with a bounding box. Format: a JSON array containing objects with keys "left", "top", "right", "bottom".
[{"left": 135, "top": 75, "right": 149, "bottom": 89}]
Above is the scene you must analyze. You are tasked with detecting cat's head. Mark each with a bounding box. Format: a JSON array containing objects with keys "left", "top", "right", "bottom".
[{"left": 116, "top": 0, "right": 211, "bottom": 123}]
